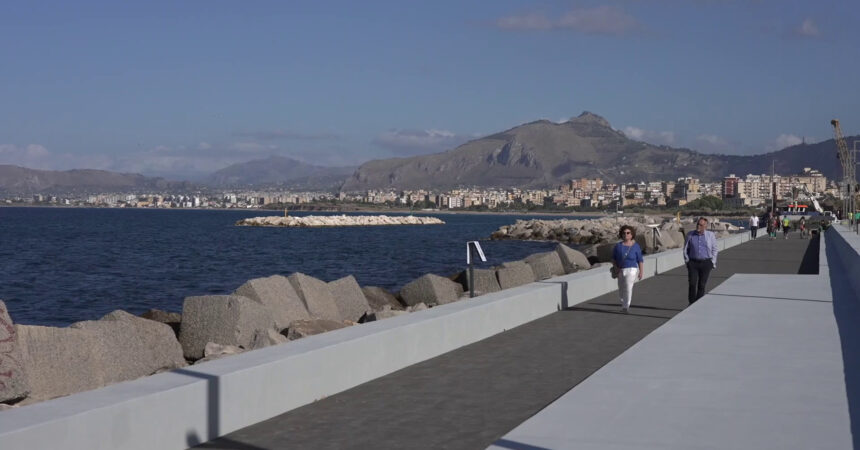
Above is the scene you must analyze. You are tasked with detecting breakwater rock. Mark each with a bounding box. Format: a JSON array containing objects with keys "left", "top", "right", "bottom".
[
  {"left": 491, "top": 215, "right": 738, "bottom": 258},
  {"left": 236, "top": 214, "right": 445, "bottom": 227},
  {"left": 0, "top": 242, "right": 594, "bottom": 408}
]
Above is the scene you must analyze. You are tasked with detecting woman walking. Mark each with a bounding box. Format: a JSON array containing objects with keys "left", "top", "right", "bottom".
[{"left": 612, "top": 225, "right": 644, "bottom": 313}]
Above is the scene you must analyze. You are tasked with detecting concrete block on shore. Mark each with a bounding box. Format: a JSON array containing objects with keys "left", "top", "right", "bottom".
[
  {"left": 194, "top": 343, "right": 245, "bottom": 365},
  {"left": 555, "top": 244, "right": 591, "bottom": 273},
  {"left": 286, "top": 319, "right": 350, "bottom": 340},
  {"left": 328, "top": 275, "right": 372, "bottom": 322},
  {"left": 399, "top": 274, "right": 461, "bottom": 306},
  {"left": 365, "top": 307, "right": 410, "bottom": 321},
  {"left": 179, "top": 295, "right": 277, "bottom": 360},
  {"left": 596, "top": 243, "right": 616, "bottom": 262},
  {"left": 525, "top": 251, "right": 565, "bottom": 280},
  {"left": 495, "top": 261, "right": 536, "bottom": 290},
  {"left": 454, "top": 269, "right": 501, "bottom": 296},
  {"left": 249, "top": 328, "right": 288, "bottom": 350},
  {"left": 288, "top": 273, "right": 342, "bottom": 321},
  {"left": 671, "top": 230, "right": 686, "bottom": 248},
  {"left": 15, "top": 324, "right": 105, "bottom": 401},
  {"left": 361, "top": 286, "right": 405, "bottom": 311},
  {"left": 235, "top": 275, "right": 311, "bottom": 330},
  {"left": 140, "top": 308, "right": 182, "bottom": 336},
  {"left": 70, "top": 310, "right": 187, "bottom": 384},
  {"left": 0, "top": 300, "right": 29, "bottom": 403}
]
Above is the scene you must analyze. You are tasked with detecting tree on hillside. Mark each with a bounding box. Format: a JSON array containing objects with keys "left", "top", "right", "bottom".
[{"left": 684, "top": 195, "right": 724, "bottom": 211}]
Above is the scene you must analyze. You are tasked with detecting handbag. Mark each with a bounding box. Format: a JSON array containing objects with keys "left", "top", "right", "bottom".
[{"left": 611, "top": 244, "right": 633, "bottom": 279}]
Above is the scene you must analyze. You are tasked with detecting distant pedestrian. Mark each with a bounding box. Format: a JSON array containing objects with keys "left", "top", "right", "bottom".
[
  {"left": 612, "top": 225, "right": 644, "bottom": 314},
  {"left": 684, "top": 217, "right": 718, "bottom": 304},
  {"left": 799, "top": 217, "right": 807, "bottom": 238},
  {"left": 749, "top": 214, "right": 759, "bottom": 239},
  {"left": 766, "top": 212, "right": 775, "bottom": 239},
  {"left": 782, "top": 216, "right": 791, "bottom": 239}
]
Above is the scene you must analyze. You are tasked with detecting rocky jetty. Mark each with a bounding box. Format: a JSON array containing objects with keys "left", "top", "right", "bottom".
[
  {"left": 0, "top": 241, "right": 599, "bottom": 409},
  {"left": 236, "top": 214, "right": 445, "bottom": 227},
  {"left": 491, "top": 215, "right": 738, "bottom": 257}
]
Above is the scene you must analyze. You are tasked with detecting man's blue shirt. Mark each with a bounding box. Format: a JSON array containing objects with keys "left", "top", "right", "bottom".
[{"left": 684, "top": 230, "right": 718, "bottom": 267}]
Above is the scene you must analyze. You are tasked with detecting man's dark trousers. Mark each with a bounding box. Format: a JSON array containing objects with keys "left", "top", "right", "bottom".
[
  {"left": 750, "top": 226, "right": 757, "bottom": 238},
  {"left": 687, "top": 259, "right": 713, "bottom": 303}
]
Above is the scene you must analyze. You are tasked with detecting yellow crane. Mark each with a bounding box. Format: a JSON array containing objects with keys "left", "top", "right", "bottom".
[{"left": 831, "top": 119, "right": 857, "bottom": 221}]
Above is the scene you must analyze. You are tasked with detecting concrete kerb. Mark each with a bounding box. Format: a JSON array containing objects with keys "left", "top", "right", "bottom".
[
  {"left": 826, "top": 225, "right": 860, "bottom": 296},
  {"left": 0, "top": 232, "right": 751, "bottom": 450}
]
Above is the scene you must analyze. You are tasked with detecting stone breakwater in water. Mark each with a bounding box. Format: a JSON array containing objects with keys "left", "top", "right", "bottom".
[
  {"left": 236, "top": 214, "right": 445, "bottom": 227},
  {"left": 0, "top": 241, "right": 594, "bottom": 409},
  {"left": 491, "top": 215, "right": 739, "bottom": 260}
]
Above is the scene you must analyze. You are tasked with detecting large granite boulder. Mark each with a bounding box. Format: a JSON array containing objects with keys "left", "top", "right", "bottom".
[
  {"left": 328, "top": 276, "right": 372, "bottom": 322},
  {"left": 194, "top": 343, "right": 245, "bottom": 365},
  {"left": 15, "top": 324, "right": 105, "bottom": 401},
  {"left": 672, "top": 230, "right": 687, "bottom": 248},
  {"left": 495, "top": 261, "right": 536, "bottom": 290},
  {"left": 288, "top": 273, "right": 342, "bottom": 321},
  {"left": 453, "top": 269, "right": 501, "bottom": 296},
  {"left": 399, "top": 274, "right": 461, "bottom": 306},
  {"left": 361, "top": 286, "right": 404, "bottom": 311},
  {"left": 140, "top": 309, "right": 182, "bottom": 336},
  {"left": 234, "top": 275, "right": 311, "bottom": 330},
  {"left": 286, "top": 319, "right": 350, "bottom": 340},
  {"left": 179, "top": 295, "right": 277, "bottom": 360},
  {"left": 248, "top": 328, "right": 288, "bottom": 350},
  {"left": 655, "top": 228, "right": 679, "bottom": 249},
  {"left": 524, "top": 251, "right": 565, "bottom": 280},
  {"left": 363, "top": 307, "right": 410, "bottom": 322},
  {"left": 595, "top": 242, "right": 616, "bottom": 262},
  {"left": 70, "top": 310, "right": 186, "bottom": 384},
  {"left": 555, "top": 244, "right": 591, "bottom": 273},
  {"left": 0, "top": 301, "right": 29, "bottom": 403}
]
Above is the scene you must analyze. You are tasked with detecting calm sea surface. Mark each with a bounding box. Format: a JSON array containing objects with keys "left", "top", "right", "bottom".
[{"left": 0, "top": 207, "right": 594, "bottom": 326}]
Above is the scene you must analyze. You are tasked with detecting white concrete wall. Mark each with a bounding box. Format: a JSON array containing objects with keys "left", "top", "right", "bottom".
[
  {"left": 826, "top": 225, "right": 860, "bottom": 296},
  {"left": 0, "top": 232, "right": 752, "bottom": 450}
]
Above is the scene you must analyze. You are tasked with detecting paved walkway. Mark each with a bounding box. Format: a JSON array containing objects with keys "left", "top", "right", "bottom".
[
  {"left": 196, "top": 234, "right": 818, "bottom": 450},
  {"left": 491, "top": 234, "right": 849, "bottom": 449}
]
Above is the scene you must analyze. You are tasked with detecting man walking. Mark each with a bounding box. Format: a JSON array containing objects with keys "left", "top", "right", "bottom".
[
  {"left": 749, "top": 214, "right": 759, "bottom": 239},
  {"left": 684, "top": 217, "right": 719, "bottom": 304}
]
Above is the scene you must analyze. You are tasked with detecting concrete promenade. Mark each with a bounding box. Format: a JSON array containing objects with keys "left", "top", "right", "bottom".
[
  {"left": 197, "top": 234, "right": 822, "bottom": 449},
  {"left": 491, "top": 230, "right": 854, "bottom": 449}
]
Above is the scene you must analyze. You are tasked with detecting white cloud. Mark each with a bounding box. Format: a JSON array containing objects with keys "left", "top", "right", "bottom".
[
  {"left": 793, "top": 18, "right": 819, "bottom": 38},
  {"left": 496, "top": 12, "right": 553, "bottom": 30},
  {"left": 496, "top": 6, "right": 642, "bottom": 36},
  {"left": 694, "top": 134, "right": 735, "bottom": 153},
  {"left": 766, "top": 133, "right": 812, "bottom": 152},
  {"left": 557, "top": 6, "right": 641, "bottom": 35},
  {"left": 233, "top": 130, "right": 341, "bottom": 141},
  {"left": 622, "top": 126, "right": 676, "bottom": 145},
  {"left": 0, "top": 144, "right": 53, "bottom": 168},
  {"left": 373, "top": 129, "right": 475, "bottom": 155}
]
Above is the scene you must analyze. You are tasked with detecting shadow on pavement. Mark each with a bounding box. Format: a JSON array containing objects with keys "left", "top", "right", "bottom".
[
  {"left": 824, "top": 233, "right": 860, "bottom": 449},
  {"left": 798, "top": 235, "right": 820, "bottom": 274}
]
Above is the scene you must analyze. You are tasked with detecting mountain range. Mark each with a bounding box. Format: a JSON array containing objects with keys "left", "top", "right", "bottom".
[
  {"left": 0, "top": 165, "right": 187, "bottom": 194},
  {"left": 0, "top": 112, "right": 852, "bottom": 194},
  {"left": 205, "top": 156, "right": 355, "bottom": 190},
  {"left": 341, "top": 112, "right": 848, "bottom": 191}
]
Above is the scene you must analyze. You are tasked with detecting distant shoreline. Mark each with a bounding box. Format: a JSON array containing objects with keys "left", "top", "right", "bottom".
[{"left": 0, "top": 204, "right": 709, "bottom": 220}]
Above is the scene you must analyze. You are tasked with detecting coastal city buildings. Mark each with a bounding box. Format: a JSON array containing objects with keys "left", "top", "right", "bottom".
[{"left": 1, "top": 167, "right": 841, "bottom": 211}]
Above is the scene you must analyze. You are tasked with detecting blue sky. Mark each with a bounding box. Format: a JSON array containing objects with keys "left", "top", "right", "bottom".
[{"left": 1, "top": 0, "right": 857, "bottom": 179}]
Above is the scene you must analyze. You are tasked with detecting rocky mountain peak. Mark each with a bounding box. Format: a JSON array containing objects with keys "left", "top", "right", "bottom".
[{"left": 567, "top": 111, "right": 611, "bottom": 128}]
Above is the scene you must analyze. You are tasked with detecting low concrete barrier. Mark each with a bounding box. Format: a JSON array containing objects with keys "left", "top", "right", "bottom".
[
  {"left": 826, "top": 225, "right": 860, "bottom": 295},
  {"left": 0, "top": 232, "right": 752, "bottom": 450}
]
